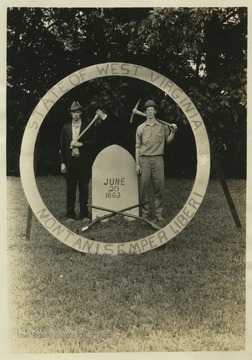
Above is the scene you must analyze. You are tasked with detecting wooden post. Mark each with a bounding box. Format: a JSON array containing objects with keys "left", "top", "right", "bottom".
[
  {"left": 25, "top": 132, "right": 40, "bottom": 239},
  {"left": 211, "top": 149, "right": 242, "bottom": 228},
  {"left": 25, "top": 206, "right": 33, "bottom": 240}
]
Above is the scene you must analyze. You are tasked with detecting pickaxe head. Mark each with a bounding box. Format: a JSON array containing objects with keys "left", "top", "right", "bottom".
[
  {"left": 130, "top": 99, "right": 175, "bottom": 129},
  {"left": 130, "top": 98, "right": 147, "bottom": 123}
]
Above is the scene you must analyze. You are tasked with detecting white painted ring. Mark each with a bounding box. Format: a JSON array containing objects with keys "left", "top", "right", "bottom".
[{"left": 20, "top": 62, "right": 210, "bottom": 255}]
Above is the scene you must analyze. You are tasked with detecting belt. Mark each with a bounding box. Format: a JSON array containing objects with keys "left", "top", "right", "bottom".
[{"left": 141, "top": 155, "right": 162, "bottom": 157}]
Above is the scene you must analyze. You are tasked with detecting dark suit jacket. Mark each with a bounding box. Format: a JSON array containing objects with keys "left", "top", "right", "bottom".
[{"left": 59, "top": 120, "right": 99, "bottom": 174}]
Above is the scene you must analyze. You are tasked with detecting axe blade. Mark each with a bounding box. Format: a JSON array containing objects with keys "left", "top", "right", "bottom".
[{"left": 96, "top": 109, "right": 107, "bottom": 121}]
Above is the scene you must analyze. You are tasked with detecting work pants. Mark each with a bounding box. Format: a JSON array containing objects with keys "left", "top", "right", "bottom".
[
  {"left": 65, "top": 157, "right": 90, "bottom": 218},
  {"left": 139, "top": 155, "right": 164, "bottom": 217}
]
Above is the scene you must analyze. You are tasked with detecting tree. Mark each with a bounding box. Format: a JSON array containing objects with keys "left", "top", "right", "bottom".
[
  {"left": 124, "top": 7, "right": 247, "bottom": 177},
  {"left": 7, "top": 7, "right": 247, "bottom": 177}
]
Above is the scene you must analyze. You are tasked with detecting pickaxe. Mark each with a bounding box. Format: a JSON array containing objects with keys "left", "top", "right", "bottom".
[
  {"left": 87, "top": 204, "right": 161, "bottom": 231},
  {"left": 75, "top": 202, "right": 148, "bottom": 233},
  {"left": 129, "top": 98, "right": 141, "bottom": 124},
  {"left": 130, "top": 99, "right": 178, "bottom": 131}
]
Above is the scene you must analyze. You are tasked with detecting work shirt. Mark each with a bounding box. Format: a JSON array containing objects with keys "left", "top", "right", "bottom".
[
  {"left": 71, "top": 119, "right": 82, "bottom": 157},
  {"left": 135, "top": 119, "right": 171, "bottom": 156},
  {"left": 72, "top": 119, "right": 82, "bottom": 139}
]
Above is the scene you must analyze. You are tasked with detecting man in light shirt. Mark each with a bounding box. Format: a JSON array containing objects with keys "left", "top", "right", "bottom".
[{"left": 135, "top": 100, "right": 178, "bottom": 222}]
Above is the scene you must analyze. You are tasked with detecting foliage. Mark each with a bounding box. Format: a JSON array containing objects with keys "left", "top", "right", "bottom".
[{"left": 7, "top": 7, "right": 247, "bottom": 177}]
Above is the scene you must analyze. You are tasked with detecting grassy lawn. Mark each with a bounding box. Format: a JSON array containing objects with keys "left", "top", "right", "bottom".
[{"left": 7, "top": 176, "right": 246, "bottom": 353}]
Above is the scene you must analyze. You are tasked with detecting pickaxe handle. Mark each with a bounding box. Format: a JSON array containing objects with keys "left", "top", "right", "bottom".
[
  {"left": 76, "top": 202, "right": 148, "bottom": 233},
  {"left": 132, "top": 108, "right": 173, "bottom": 127},
  {"left": 130, "top": 99, "right": 178, "bottom": 131},
  {"left": 87, "top": 204, "right": 161, "bottom": 231}
]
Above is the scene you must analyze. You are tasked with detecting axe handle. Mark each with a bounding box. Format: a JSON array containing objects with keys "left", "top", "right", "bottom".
[
  {"left": 76, "top": 109, "right": 107, "bottom": 141},
  {"left": 76, "top": 113, "right": 100, "bottom": 141}
]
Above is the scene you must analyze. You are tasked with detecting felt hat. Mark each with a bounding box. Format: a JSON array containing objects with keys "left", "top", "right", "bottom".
[
  {"left": 69, "top": 101, "right": 83, "bottom": 111},
  {"left": 141, "top": 100, "right": 159, "bottom": 110}
]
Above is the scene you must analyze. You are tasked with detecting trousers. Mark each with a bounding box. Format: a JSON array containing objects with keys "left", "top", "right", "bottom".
[
  {"left": 65, "top": 157, "right": 90, "bottom": 218},
  {"left": 139, "top": 155, "right": 164, "bottom": 217}
]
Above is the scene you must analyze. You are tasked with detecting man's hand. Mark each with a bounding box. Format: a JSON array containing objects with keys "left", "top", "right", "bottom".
[
  {"left": 70, "top": 140, "right": 83, "bottom": 148},
  {"left": 170, "top": 123, "right": 178, "bottom": 133},
  {"left": 61, "top": 163, "right": 67, "bottom": 173},
  {"left": 136, "top": 164, "right": 141, "bottom": 175}
]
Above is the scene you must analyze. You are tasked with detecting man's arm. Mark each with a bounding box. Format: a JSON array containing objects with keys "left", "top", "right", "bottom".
[
  {"left": 135, "top": 127, "right": 142, "bottom": 175},
  {"left": 135, "top": 147, "right": 141, "bottom": 175},
  {"left": 165, "top": 124, "right": 178, "bottom": 144},
  {"left": 59, "top": 126, "right": 67, "bottom": 173}
]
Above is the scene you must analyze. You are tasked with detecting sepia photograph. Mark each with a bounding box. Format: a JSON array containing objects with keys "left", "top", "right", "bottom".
[{"left": 1, "top": 1, "right": 250, "bottom": 359}]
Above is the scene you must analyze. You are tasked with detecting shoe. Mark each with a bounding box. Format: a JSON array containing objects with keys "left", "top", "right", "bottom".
[
  {"left": 66, "top": 212, "right": 76, "bottom": 220},
  {"left": 65, "top": 217, "right": 74, "bottom": 223},
  {"left": 79, "top": 213, "right": 90, "bottom": 221},
  {"left": 81, "top": 217, "right": 90, "bottom": 224},
  {"left": 155, "top": 214, "right": 164, "bottom": 222}
]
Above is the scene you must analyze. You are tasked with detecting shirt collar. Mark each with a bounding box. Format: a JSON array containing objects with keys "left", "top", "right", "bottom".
[
  {"left": 144, "top": 119, "right": 159, "bottom": 127},
  {"left": 72, "top": 119, "right": 82, "bottom": 127}
]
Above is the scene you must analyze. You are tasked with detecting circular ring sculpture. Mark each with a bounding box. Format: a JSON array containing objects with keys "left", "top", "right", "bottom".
[{"left": 20, "top": 62, "right": 210, "bottom": 255}]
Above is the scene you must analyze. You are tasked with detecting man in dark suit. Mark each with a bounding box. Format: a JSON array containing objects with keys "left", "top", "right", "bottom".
[{"left": 60, "top": 101, "right": 99, "bottom": 222}]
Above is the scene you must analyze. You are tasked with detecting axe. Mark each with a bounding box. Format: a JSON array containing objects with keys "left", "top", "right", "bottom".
[
  {"left": 77, "top": 109, "right": 107, "bottom": 140},
  {"left": 130, "top": 99, "right": 178, "bottom": 131},
  {"left": 70, "top": 109, "right": 107, "bottom": 149}
]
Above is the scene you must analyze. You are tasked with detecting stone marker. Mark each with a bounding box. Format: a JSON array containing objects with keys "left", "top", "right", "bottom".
[{"left": 92, "top": 144, "right": 139, "bottom": 220}]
